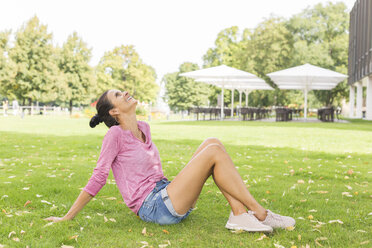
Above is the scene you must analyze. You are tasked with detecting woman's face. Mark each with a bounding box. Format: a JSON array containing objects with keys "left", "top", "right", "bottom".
[{"left": 107, "top": 89, "right": 138, "bottom": 115}]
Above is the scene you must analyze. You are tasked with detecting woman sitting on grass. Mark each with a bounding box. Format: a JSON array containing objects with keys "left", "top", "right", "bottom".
[{"left": 46, "top": 89, "right": 295, "bottom": 232}]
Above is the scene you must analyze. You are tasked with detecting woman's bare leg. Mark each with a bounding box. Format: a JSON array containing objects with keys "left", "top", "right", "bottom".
[
  {"left": 190, "top": 138, "right": 247, "bottom": 216},
  {"left": 167, "top": 139, "right": 267, "bottom": 220}
]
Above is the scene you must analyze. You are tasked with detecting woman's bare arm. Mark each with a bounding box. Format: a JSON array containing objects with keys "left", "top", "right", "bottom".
[{"left": 45, "top": 190, "right": 93, "bottom": 222}]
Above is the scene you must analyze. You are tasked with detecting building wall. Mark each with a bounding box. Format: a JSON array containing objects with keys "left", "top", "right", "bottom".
[{"left": 348, "top": 0, "right": 372, "bottom": 84}]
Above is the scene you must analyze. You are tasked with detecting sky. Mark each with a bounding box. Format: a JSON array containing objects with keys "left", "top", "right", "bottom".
[{"left": 1, "top": 0, "right": 356, "bottom": 83}]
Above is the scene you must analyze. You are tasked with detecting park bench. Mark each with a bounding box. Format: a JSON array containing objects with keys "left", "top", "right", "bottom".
[
  {"left": 317, "top": 107, "right": 335, "bottom": 122},
  {"left": 275, "top": 108, "right": 292, "bottom": 121}
]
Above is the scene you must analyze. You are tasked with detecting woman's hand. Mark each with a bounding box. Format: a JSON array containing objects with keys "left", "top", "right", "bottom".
[{"left": 44, "top": 216, "right": 68, "bottom": 223}]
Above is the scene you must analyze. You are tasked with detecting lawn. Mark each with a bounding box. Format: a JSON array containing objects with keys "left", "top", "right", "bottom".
[{"left": 0, "top": 116, "right": 371, "bottom": 248}]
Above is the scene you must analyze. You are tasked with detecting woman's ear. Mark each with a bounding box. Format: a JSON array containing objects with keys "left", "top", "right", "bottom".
[{"left": 109, "top": 108, "right": 119, "bottom": 117}]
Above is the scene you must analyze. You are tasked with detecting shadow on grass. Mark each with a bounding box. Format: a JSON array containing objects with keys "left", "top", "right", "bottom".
[{"left": 154, "top": 119, "right": 372, "bottom": 132}]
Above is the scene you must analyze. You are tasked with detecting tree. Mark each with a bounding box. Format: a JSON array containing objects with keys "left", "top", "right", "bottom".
[
  {"left": 57, "top": 32, "right": 96, "bottom": 113},
  {"left": 0, "top": 30, "right": 16, "bottom": 98},
  {"left": 287, "top": 2, "right": 349, "bottom": 106},
  {"left": 8, "top": 16, "right": 60, "bottom": 104},
  {"left": 96, "top": 45, "right": 158, "bottom": 103},
  {"left": 163, "top": 62, "right": 211, "bottom": 111},
  {"left": 202, "top": 19, "right": 294, "bottom": 107}
]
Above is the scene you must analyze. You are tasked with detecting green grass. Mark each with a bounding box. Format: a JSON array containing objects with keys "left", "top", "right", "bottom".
[{"left": 0, "top": 116, "right": 371, "bottom": 247}]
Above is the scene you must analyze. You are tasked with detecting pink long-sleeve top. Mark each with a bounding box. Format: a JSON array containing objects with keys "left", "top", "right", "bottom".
[{"left": 83, "top": 121, "right": 166, "bottom": 214}]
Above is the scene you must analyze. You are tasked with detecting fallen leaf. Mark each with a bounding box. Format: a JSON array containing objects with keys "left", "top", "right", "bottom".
[
  {"left": 297, "top": 180, "right": 305, "bottom": 184},
  {"left": 356, "top": 230, "right": 366, "bottom": 233},
  {"left": 85, "top": 216, "right": 91, "bottom": 219},
  {"left": 345, "top": 185, "right": 352, "bottom": 190},
  {"left": 316, "top": 191, "right": 328, "bottom": 194},
  {"left": 309, "top": 209, "right": 317, "bottom": 212},
  {"left": 23, "top": 187, "right": 30, "bottom": 190},
  {"left": 36, "top": 194, "right": 42, "bottom": 198},
  {"left": 315, "top": 237, "right": 327, "bottom": 247},
  {"left": 255, "top": 234, "right": 267, "bottom": 241},
  {"left": 298, "top": 234, "right": 301, "bottom": 240},
  {"left": 142, "top": 227, "right": 147, "bottom": 235},
  {"left": 328, "top": 220, "right": 343, "bottom": 224},
  {"left": 61, "top": 245, "right": 74, "bottom": 248},
  {"left": 8, "top": 231, "right": 16, "bottom": 238},
  {"left": 308, "top": 215, "right": 314, "bottom": 220},
  {"left": 104, "top": 216, "right": 108, "bottom": 222},
  {"left": 109, "top": 218, "right": 116, "bottom": 222},
  {"left": 230, "top": 229, "right": 244, "bottom": 234},
  {"left": 20, "top": 230, "right": 25, "bottom": 235},
  {"left": 106, "top": 197, "right": 117, "bottom": 200},
  {"left": 41, "top": 200, "right": 52, "bottom": 205},
  {"left": 24, "top": 200, "right": 32, "bottom": 207},
  {"left": 158, "top": 244, "right": 169, "bottom": 248},
  {"left": 347, "top": 169, "right": 353, "bottom": 175},
  {"left": 139, "top": 241, "right": 148, "bottom": 248},
  {"left": 286, "top": 226, "right": 295, "bottom": 231},
  {"left": 43, "top": 222, "right": 54, "bottom": 228},
  {"left": 342, "top": 192, "right": 353, "bottom": 197},
  {"left": 162, "top": 229, "right": 169, "bottom": 234},
  {"left": 274, "top": 243, "right": 285, "bottom": 248},
  {"left": 68, "top": 235, "right": 79, "bottom": 241},
  {"left": 12, "top": 237, "right": 20, "bottom": 242},
  {"left": 360, "top": 240, "right": 369, "bottom": 245},
  {"left": 291, "top": 246, "right": 297, "bottom": 248}
]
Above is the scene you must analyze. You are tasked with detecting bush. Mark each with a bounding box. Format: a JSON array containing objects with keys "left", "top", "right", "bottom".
[
  {"left": 136, "top": 105, "right": 148, "bottom": 116},
  {"left": 84, "top": 107, "right": 96, "bottom": 118}
]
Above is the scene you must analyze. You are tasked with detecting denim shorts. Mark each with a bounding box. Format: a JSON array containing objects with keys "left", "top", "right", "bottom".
[{"left": 138, "top": 179, "right": 192, "bottom": 225}]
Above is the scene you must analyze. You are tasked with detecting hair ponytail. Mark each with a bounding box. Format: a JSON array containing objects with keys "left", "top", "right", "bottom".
[{"left": 89, "top": 90, "right": 119, "bottom": 128}]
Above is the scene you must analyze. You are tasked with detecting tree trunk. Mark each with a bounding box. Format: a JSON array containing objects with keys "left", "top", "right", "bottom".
[
  {"left": 69, "top": 100, "right": 73, "bottom": 115},
  {"left": 28, "top": 98, "right": 32, "bottom": 115}
]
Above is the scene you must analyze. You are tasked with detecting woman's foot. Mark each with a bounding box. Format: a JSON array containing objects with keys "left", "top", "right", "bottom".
[
  {"left": 225, "top": 211, "right": 273, "bottom": 233},
  {"left": 260, "top": 209, "right": 296, "bottom": 229}
]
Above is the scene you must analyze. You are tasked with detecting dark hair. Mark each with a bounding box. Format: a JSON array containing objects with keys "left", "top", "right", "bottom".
[{"left": 89, "top": 90, "right": 119, "bottom": 128}]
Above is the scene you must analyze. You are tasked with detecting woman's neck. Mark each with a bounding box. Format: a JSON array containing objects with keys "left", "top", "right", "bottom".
[{"left": 119, "top": 113, "right": 138, "bottom": 133}]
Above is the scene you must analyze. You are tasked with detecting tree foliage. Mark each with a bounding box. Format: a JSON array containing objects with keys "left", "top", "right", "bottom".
[
  {"left": 7, "top": 16, "right": 60, "bottom": 104},
  {"left": 0, "top": 16, "right": 160, "bottom": 109},
  {"left": 287, "top": 2, "right": 349, "bottom": 106},
  {"left": 96, "top": 45, "right": 158, "bottom": 103},
  {"left": 197, "top": 2, "right": 349, "bottom": 108},
  {"left": 0, "top": 30, "right": 15, "bottom": 98},
  {"left": 57, "top": 32, "right": 96, "bottom": 112},
  {"left": 163, "top": 62, "right": 211, "bottom": 111}
]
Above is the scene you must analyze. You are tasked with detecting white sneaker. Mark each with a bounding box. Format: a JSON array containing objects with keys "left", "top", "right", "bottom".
[
  {"left": 225, "top": 211, "right": 273, "bottom": 233},
  {"left": 261, "top": 209, "right": 296, "bottom": 229}
]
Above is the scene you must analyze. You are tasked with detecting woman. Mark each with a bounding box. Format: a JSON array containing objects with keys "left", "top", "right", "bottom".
[{"left": 46, "top": 89, "right": 295, "bottom": 232}]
